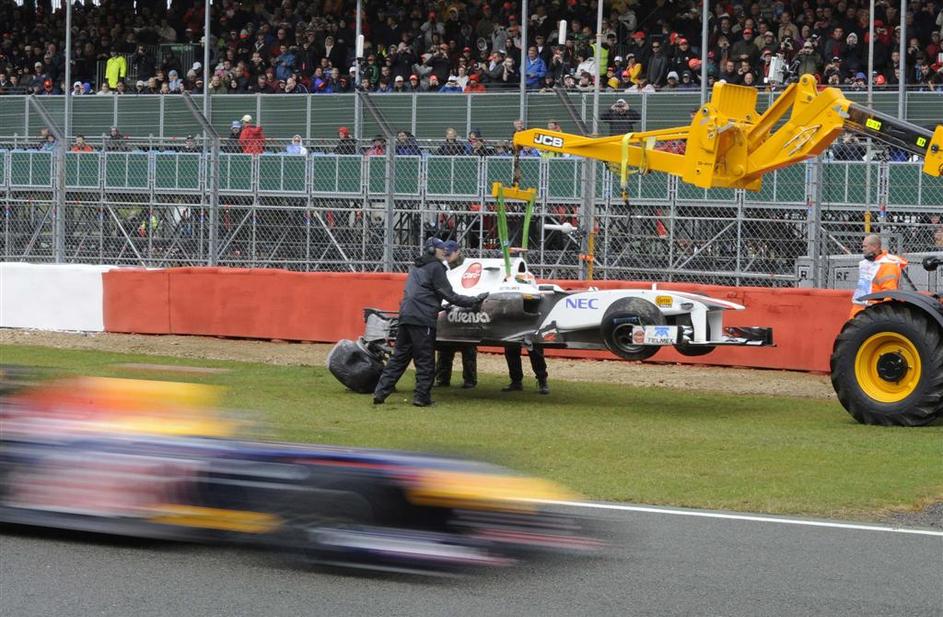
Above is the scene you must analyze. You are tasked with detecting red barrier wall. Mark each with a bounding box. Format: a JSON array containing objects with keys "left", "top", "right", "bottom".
[{"left": 102, "top": 268, "right": 853, "bottom": 372}]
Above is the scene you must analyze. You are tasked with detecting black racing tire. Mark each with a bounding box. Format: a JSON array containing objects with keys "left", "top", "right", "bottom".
[
  {"left": 830, "top": 302, "right": 943, "bottom": 427},
  {"left": 672, "top": 314, "right": 717, "bottom": 357},
  {"left": 601, "top": 298, "right": 666, "bottom": 361},
  {"left": 327, "top": 339, "right": 385, "bottom": 394}
]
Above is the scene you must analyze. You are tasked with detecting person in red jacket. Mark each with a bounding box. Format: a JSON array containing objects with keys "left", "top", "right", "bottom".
[{"left": 238, "top": 114, "right": 266, "bottom": 155}]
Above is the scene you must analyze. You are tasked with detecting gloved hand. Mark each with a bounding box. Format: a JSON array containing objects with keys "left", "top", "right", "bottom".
[{"left": 472, "top": 292, "right": 489, "bottom": 310}]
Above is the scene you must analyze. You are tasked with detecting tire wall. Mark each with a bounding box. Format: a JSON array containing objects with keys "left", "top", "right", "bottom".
[{"left": 100, "top": 267, "right": 853, "bottom": 372}]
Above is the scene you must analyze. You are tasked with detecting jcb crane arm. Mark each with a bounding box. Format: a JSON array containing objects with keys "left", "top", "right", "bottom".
[{"left": 513, "top": 74, "right": 943, "bottom": 191}]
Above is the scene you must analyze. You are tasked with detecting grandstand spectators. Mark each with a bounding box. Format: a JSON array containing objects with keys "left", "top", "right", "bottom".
[{"left": 0, "top": 0, "right": 942, "bottom": 97}]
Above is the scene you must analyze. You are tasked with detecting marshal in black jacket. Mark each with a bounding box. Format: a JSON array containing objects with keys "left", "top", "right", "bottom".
[{"left": 398, "top": 254, "right": 481, "bottom": 328}]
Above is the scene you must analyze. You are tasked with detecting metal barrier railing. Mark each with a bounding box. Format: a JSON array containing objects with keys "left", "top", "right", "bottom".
[{"left": 1, "top": 142, "right": 940, "bottom": 283}]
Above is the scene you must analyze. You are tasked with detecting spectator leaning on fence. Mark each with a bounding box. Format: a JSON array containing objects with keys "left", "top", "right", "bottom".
[
  {"left": 334, "top": 127, "right": 358, "bottom": 155},
  {"left": 238, "top": 115, "right": 266, "bottom": 155},
  {"left": 286, "top": 135, "right": 307, "bottom": 156},
  {"left": 70, "top": 135, "right": 93, "bottom": 153}
]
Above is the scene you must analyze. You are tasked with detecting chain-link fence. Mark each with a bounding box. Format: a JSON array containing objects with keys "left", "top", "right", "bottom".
[{"left": 2, "top": 130, "right": 941, "bottom": 284}]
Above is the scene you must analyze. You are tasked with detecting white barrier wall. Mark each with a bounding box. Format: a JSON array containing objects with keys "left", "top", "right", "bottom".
[{"left": 0, "top": 263, "right": 116, "bottom": 331}]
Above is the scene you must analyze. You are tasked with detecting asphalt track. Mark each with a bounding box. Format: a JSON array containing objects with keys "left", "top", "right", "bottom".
[{"left": 2, "top": 504, "right": 941, "bottom": 617}]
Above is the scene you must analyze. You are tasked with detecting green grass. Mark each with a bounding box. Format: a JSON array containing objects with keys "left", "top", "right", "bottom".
[{"left": 3, "top": 344, "right": 941, "bottom": 519}]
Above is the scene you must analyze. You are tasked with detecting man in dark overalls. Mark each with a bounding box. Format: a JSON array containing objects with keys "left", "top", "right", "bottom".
[
  {"left": 373, "top": 238, "right": 488, "bottom": 407},
  {"left": 434, "top": 241, "right": 479, "bottom": 388}
]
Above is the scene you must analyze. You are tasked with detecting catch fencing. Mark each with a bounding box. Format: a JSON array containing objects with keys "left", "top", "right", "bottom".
[
  {"left": 2, "top": 134, "right": 940, "bottom": 285},
  {"left": 2, "top": 90, "right": 941, "bottom": 143}
]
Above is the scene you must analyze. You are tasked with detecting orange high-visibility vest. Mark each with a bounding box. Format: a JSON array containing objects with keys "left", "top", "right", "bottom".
[{"left": 849, "top": 251, "right": 908, "bottom": 317}]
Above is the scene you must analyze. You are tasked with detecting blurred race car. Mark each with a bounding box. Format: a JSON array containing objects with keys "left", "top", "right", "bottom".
[
  {"left": 329, "top": 257, "right": 773, "bottom": 393},
  {"left": 0, "top": 373, "right": 598, "bottom": 573}
]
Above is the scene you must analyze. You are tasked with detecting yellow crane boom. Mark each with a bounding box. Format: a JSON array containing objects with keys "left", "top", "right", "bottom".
[{"left": 514, "top": 74, "right": 943, "bottom": 191}]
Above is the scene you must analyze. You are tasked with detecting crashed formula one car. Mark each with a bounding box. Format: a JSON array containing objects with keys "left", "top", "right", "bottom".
[
  {"left": 0, "top": 373, "right": 598, "bottom": 573},
  {"left": 329, "top": 257, "right": 773, "bottom": 393}
]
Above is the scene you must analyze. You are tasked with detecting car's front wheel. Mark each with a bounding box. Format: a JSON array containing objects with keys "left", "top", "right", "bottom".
[{"left": 601, "top": 298, "right": 665, "bottom": 361}]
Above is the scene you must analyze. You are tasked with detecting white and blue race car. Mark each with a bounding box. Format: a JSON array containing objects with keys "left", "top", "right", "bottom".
[{"left": 329, "top": 258, "right": 773, "bottom": 393}]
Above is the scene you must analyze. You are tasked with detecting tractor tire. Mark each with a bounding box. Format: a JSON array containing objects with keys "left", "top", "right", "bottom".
[
  {"left": 601, "top": 298, "right": 666, "bottom": 361},
  {"left": 672, "top": 314, "right": 716, "bottom": 357},
  {"left": 830, "top": 302, "right": 943, "bottom": 426}
]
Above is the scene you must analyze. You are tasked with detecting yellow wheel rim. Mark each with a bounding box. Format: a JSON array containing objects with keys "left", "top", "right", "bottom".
[{"left": 853, "top": 332, "right": 922, "bottom": 403}]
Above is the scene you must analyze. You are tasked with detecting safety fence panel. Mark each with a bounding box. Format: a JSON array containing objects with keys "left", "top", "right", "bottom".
[
  {"left": 2, "top": 146, "right": 939, "bottom": 282},
  {"left": 0, "top": 98, "right": 26, "bottom": 137},
  {"left": 414, "top": 96, "right": 468, "bottom": 142},
  {"left": 365, "top": 155, "right": 423, "bottom": 195},
  {"left": 65, "top": 152, "right": 101, "bottom": 189},
  {"left": 3, "top": 91, "right": 940, "bottom": 145},
  {"left": 9, "top": 151, "right": 53, "bottom": 188},
  {"left": 155, "top": 152, "right": 203, "bottom": 192},
  {"left": 258, "top": 154, "right": 307, "bottom": 193},
  {"left": 2, "top": 200, "right": 56, "bottom": 263},
  {"left": 306, "top": 95, "right": 358, "bottom": 139},
  {"left": 311, "top": 155, "right": 363, "bottom": 196},
  {"left": 545, "top": 157, "right": 583, "bottom": 201},
  {"left": 633, "top": 171, "right": 672, "bottom": 203},
  {"left": 257, "top": 96, "right": 309, "bottom": 139},
  {"left": 884, "top": 162, "right": 943, "bottom": 209},
  {"left": 104, "top": 152, "right": 150, "bottom": 191},
  {"left": 484, "top": 156, "right": 540, "bottom": 193},
  {"left": 425, "top": 156, "right": 480, "bottom": 198},
  {"left": 218, "top": 153, "right": 252, "bottom": 193},
  {"left": 115, "top": 96, "right": 162, "bottom": 139}
]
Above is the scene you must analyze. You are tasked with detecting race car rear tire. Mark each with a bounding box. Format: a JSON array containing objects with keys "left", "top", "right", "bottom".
[
  {"left": 601, "top": 298, "right": 665, "bottom": 361},
  {"left": 830, "top": 302, "right": 943, "bottom": 426}
]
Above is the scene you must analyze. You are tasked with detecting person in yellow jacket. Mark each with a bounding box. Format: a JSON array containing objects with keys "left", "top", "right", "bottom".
[
  {"left": 850, "top": 234, "right": 908, "bottom": 317},
  {"left": 105, "top": 50, "right": 127, "bottom": 88}
]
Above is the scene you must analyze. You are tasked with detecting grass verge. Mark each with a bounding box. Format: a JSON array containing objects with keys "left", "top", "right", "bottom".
[{"left": 3, "top": 343, "right": 941, "bottom": 520}]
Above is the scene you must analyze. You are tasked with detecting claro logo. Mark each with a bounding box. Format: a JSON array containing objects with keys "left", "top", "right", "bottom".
[
  {"left": 462, "top": 262, "right": 482, "bottom": 288},
  {"left": 448, "top": 311, "right": 491, "bottom": 324},
  {"left": 533, "top": 133, "right": 564, "bottom": 148}
]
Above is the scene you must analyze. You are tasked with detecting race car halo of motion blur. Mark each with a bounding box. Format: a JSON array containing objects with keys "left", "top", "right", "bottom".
[
  {"left": 328, "top": 255, "right": 774, "bottom": 394},
  {"left": 0, "top": 372, "right": 599, "bottom": 573}
]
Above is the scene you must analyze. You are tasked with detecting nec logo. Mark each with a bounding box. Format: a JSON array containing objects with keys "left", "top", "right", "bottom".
[
  {"left": 533, "top": 134, "right": 564, "bottom": 148},
  {"left": 565, "top": 298, "right": 598, "bottom": 309}
]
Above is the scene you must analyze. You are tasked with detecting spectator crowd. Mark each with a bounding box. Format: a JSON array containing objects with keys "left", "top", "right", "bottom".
[{"left": 1, "top": 0, "right": 942, "bottom": 98}]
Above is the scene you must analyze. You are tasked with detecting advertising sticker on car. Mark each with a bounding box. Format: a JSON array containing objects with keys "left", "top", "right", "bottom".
[
  {"left": 631, "top": 325, "right": 679, "bottom": 345},
  {"left": 655, "top": 295, "right": 673, "bottom": 308},
  {"left": 462, "top": 262, "right": 482, "bottom": 288}
]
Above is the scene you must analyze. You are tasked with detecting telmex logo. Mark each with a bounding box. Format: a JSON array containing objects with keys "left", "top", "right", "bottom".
[
  {"left": 565, "top": 298, "right": 598, "bottom": 309},
  {"left": 533, "top": 133, "right": 564, "bottom": 148},
  {"left": 448, "top": 311, "right": 491, "bottom": 324},
  {"left": 462, "top": 262, "right": 482, "bottom": 288}
]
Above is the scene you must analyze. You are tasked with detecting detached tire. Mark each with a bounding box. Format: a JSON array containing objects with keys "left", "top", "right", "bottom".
[
  {"left": 327, "top": 339, "right": 385, "bottom": 394},
  {"left": 830, "top": 303, "right": 943, "bottom": 426},
  {"left": 601, "top": 298, "right": 665, "bottom": 361}
]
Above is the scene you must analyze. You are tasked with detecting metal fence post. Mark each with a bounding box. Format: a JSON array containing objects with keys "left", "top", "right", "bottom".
[
  {"left": 27, "top": 96, "right": 66, "bottom": 263},
  {"left": 383, "top": 143, "right": 394, "bottom": 271},
  {"left": 805, "top": 157, "right": 824, "bottom": 288},
  {"left": 179, "top": 92, "right": 220, "bottom": 265},
  {"left": 579, "top": 158, "right": 596, "bottom": 280},
  {"left": 208, "top": 138, "right": 219, "bottom": 265}
]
